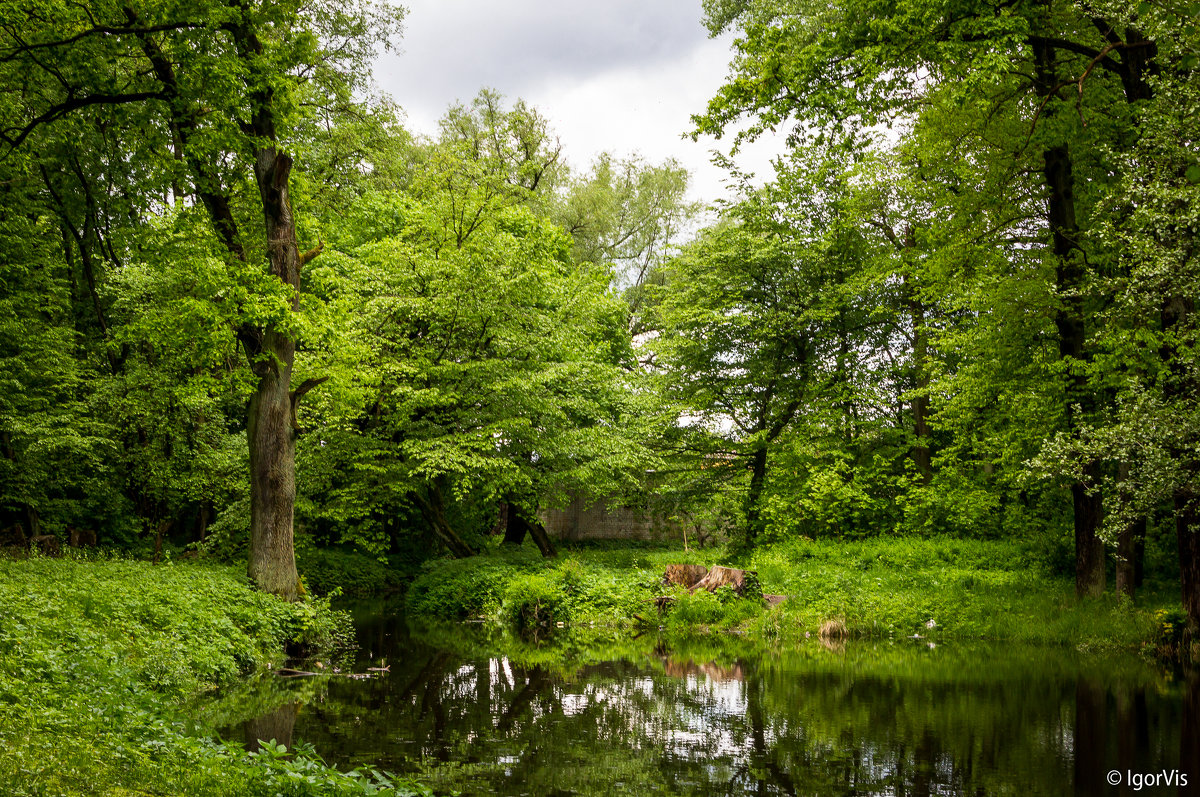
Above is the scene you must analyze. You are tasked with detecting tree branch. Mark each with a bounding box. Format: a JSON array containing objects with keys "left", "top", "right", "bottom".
[{"left": 1, "top": 91, "right": 165, "bottom": 150}]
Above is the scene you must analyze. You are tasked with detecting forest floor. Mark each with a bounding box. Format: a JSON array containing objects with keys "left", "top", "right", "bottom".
[
  {"left": 406, "top": 536, "right": 1185, "bottom": 655},
  {"left": 0, "top": 555, "right": 427, "bottom": 797}
]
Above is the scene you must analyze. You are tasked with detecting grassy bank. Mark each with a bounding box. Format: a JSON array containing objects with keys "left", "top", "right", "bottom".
[
  {"left": 0, "top": 555, "right": 427, "bottom": 796},
  {"left": 406, "top": 537, "right": 1183, "bottom": 653}
]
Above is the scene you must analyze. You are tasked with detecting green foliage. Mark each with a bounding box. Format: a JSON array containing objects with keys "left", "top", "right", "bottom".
[
  {"left": 500, "top": 572, "right": 568, "bottom": 630},
  {"left": 0, "top": 556, "right": 420, "bottom": 795},
  {"left": 296, "top": 547, "right": 406, "bottom": 598},
  {"left": 409, "top": 538, "right": 1173, "bottom": 651},
  {"left": 662, "top": 586, "right": 763, "bottom": 632},
  {"left": 746, "top": 537, "right": 1166, "bottom": 649},
  {"left": 233, "top": 739, "right": 431, "bottom": 797},
  {"left": 405, "top": 546, "right": 547, "bottom": 620}
]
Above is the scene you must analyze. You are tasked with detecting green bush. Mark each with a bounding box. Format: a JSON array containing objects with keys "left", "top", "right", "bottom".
[
  {"left": 663, "top": 587, "right": 763, "bottom": 631},
  {"left": 500, "top": 572, "right": 568, "bottom": 629},
  {"left": 405, "top": 546, "right": 544, "bottom": 619}
]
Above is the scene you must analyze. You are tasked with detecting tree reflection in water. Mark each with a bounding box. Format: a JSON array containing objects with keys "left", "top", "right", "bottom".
[{"left": 220, "top": 612, "right": 1191, "bottom": 796}]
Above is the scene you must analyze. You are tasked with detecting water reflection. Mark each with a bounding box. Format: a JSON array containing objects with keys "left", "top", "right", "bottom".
[{"left": 215, "top": 608, "right": 1193, "bottom": 796}]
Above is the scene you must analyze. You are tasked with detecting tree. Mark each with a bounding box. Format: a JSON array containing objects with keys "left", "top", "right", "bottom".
[
  {"left": 297, "top": 129, "right": 655, "bottom": 559},
  {"left": 693, "top": 0, "right": 1176, "bottom": 598},
  {"left": 650, "top": 148, "right": 878, "bottom": 548},
  {"left": 0, "top": 0, "right": 403, "bottom": 597},
  {"left": 554, "top": 153, "right": 696, "bottom": 328}
]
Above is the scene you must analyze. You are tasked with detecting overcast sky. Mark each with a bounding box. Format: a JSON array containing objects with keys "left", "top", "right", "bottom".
[{"left": 372, "top": 0, "right": 785, "bottom": 208}]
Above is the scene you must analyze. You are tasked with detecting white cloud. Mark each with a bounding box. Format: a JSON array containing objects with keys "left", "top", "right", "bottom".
[{"left": 373, "top": 0, "right": 789, "bottom": 207}]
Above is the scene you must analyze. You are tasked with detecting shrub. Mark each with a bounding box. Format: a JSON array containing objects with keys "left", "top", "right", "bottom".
[{"left": 500, "top": 573, "right": 568, "bottom": 630}]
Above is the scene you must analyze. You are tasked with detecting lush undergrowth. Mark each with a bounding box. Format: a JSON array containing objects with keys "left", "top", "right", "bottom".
[
  {"left": 0, "top": 555, "right": 428, "bottom": 796},
  {"left": 406, "top": 537, "right": 1182, "bottom": 653},
  {"left": 297, "top": 547, "right": 408, "bottom": 598}
]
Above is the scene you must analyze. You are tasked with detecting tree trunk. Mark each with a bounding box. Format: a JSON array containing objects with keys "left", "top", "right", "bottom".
[
  {"left": 909, "top": 294, "right": 932, "bottom": 485},
  {"left": 196, "top": 503, "right": 211, "bottom": 543},
  {"left": 1043, "top": 140, "right": 1105, "bottom": 597},
  {"left": 1161, "top": 290, "right": 1198, "bottom": 628},
  {"left": 135, "top": 27, "right": 313, "bottom": 600},
  {"left": 501, "top": 503, "right": 524, "bottom": 545},
  {"left": 1072, "top": 470, "right": 1106, "bottom": 598},
  {"left": 526, "top": 514, "right": 556, "bottom": 558},
  {"left": 1033, "top": 38, "right": 1105, "bottom": 598},
  {"left": 1178, "top": 495, "right": 1200, "bottom": 634},
  {"left": 903, "top": 237, "right": 932, "bottom": 486},
  {"left": 1115, "top": 518, "right": 1144, "bottom": 600},
  {"left": 411, "top": 483, "right": 476, "bottom": 558},
  {"left": 246, "top": 149, "right": 302, "bottom": 600},
  {"left": 744, "top": 445, "right": 768, "bottom": 548},
  {"left": 503, "top": 505, "right": 556, "bottom": 558},
  {"left": 152, "top": 518, "right": 171, "bottom": 564},
  {"left": 492, "top": 501, "right": 510, "bottom": 537},
  {"left": 1116, "top": 462, "right": 1145, "bottom": 600}
]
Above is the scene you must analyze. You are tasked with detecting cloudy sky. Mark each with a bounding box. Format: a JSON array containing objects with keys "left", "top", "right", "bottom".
[{"left": 371, "top": 0, "right": 785, "bottom": 207}]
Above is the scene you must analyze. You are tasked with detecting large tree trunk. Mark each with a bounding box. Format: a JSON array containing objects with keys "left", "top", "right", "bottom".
[
  {"left": 1044, "top": 139, "right": 1105, "bottom": 596},
  {"left": 1115, "top": 518, "right": 1145, "bottom": 600},
  {"left": 1032, "top": 37, "right": 1105, "bottom": 598},
  {"left": 1116, "top": 463, "right": 1145, "bottom": 600},
  {"left": 1161, "top": 290, "right": 1199, "bottom": 629},
  {"left": 246, "top": 150, "right": 303, "bottom": 600}
]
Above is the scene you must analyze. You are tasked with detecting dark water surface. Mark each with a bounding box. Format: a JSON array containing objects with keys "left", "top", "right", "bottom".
[{"left": 212, "top": 603, "right": 1199, "bottom": 796}]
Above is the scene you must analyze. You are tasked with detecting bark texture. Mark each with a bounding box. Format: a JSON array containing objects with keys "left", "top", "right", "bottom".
[{"left": 245, "top": 150, "right": 303, "bottom": 599}]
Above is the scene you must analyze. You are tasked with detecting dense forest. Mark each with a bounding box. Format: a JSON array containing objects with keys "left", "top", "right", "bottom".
[{"left": 0, "top": 0, "right": 1198, "bottom": 632}]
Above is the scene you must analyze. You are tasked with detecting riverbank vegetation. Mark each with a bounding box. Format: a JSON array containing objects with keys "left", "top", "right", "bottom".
[
  {"left": 0, "top": 555, "right": 426, "bottom": 796},
  {"left": 406, "top": 537, "right": 1184, "bottom": 654}
]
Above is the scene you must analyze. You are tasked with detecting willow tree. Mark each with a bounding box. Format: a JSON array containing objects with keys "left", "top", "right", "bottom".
[{"left": 0, "top": 0, "right": 402, "bottom": 597}]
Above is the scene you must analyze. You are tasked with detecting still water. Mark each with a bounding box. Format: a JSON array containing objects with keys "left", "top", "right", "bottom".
[{"left": 211, "top": 604, "right": 1199, "bottom": 796}]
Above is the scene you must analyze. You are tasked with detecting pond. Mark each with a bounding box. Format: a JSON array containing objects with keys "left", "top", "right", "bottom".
[{"left": 208, "top": 603, "right": 1198, "bottom": 796}]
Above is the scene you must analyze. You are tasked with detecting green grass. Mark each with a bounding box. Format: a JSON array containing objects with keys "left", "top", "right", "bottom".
[
  {"left": 746, "top": 537, "right": 1171, "bottom": 650},
  {"left": 0, "top": 554, "right": 428, "bottom": 796},
  {"left": 406, "top": 536, "right": 1181, "bottom": 652}
]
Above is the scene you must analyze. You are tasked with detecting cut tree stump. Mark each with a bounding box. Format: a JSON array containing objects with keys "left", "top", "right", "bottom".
[
  {"left": 690, "top": 565, "right": 756, "bottom": 596},
  {"left": 663, "top": 564, "right": 709, "bottom": 589}
]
